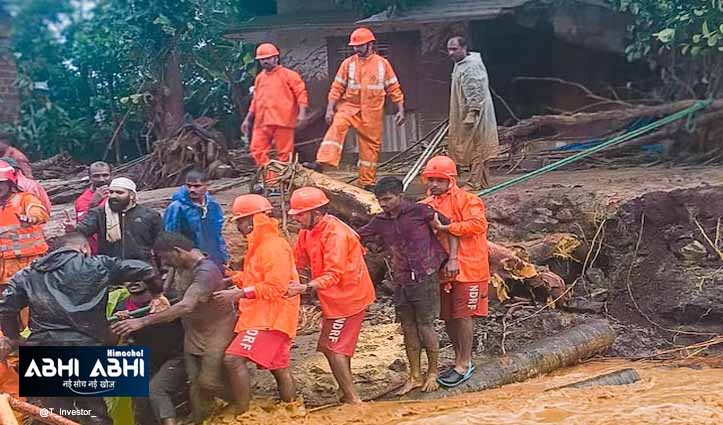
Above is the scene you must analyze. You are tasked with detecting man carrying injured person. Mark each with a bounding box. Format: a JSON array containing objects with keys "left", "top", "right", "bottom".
[
  {"left": 287, "top": 187, "right": 375, "bottom": 404},
  {"left": 358, "top": 176, "right": 459, "bottom": 394},
  {"left": 420, "top": 155, "right": 490, "bottom": 388}
]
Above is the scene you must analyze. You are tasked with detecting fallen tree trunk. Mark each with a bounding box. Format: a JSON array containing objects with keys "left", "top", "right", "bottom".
[
  {"left": 499, "top": 99, "right": 723, "bottom": 144},
  {"left": 280, "top": 163, "right": 381, "bottom": 226},
  {"left": 6, "top": 396, "right": 80, "bottom": 425},
  {"left": 0, "top": 394, "right": 19, "bottom": 425},
  {"left": 547, "top": 368, "right": 640, "bottom": 391},
  {"left": 395, "top": 319, "right": 615, "bottom": 400}
]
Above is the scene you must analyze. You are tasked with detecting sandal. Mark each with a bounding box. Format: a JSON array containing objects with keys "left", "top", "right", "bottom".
[
  {"left": 438, "top": 365, "right": 454, "bottom": 379},
  {"left": 438, "top": 361, "right": 472, "bottom": 379},
  {"left": 437, "top": 364, "right": 476, "bottom": 388}
]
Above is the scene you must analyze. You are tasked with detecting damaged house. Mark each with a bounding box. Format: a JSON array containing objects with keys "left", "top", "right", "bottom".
[{"left": 227, "top": 0, "right": 651, "bottom": 162}]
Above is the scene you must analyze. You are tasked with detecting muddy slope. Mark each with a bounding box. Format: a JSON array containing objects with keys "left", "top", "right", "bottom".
[{"left": 605, "top": 187, "right": 723, "bottom": 333}]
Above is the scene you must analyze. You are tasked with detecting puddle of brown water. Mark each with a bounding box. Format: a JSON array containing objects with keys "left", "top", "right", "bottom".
[{"left": 207, "top": 358, "right": 723, "bottom": 425}]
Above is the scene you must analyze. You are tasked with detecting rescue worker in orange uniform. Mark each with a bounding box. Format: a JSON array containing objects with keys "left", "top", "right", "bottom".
[
  {"left": 419, "top": 155, "right": 490, "bottom": 388},
  {"left": 0, "top": 160, "right": 48, "bottom": 424},
  {"left": 0, "top": 160, "right": 48, "bottom": 285},
  {"left": 216, "top": 194, "right": 300, "bottom": 414},
  {"left": 241, "top": 43, "right": 308, "bottom": 190},
  {"left": 287, "top": 187, "right": 375, "bottom": 404},
  {"left": 312, "top": 28, "right": 406, "bottom": 190},
  {"left": 0, "top": 160, "right": 48, "bottom": 349}
]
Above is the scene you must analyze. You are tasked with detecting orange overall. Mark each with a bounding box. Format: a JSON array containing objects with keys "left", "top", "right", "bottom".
[
  {"left": 317, "top": 53, "right": 404, "bottom": 186},
  {"left": 0, "top": 192, "right": 49, "bottom": 334},
  {"left": 249, "top": 66, "right": 308, "bottom": 179}
]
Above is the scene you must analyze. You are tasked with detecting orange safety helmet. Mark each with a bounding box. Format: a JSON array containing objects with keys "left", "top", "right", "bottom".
[
  {"left": 421, "top": 155, "right": 458, "bottom": 180},
  {"left": 255, "top": 43, "right": 280, "bottom": 60},
  {"left": 0, "top": 160, "right": 17, "bottom": 184},
  {"left": 288, "top": 187, "right": 330, "bottom": 215},
  {"left": 231, "top": 194, "right": 272, "bottom": 220},
  {"left": 348, "top": 27, "right": 376, "bottom": 46}
]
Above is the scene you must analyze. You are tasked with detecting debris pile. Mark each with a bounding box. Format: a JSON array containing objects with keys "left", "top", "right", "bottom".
[
  {"left": 30, "top": 152, "right": 86, "bottom": 180},
  {"left": 138, "top": 118, "right": 237, "bottom": 189}
]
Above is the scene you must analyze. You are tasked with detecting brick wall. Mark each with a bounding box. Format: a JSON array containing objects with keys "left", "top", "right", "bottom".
[{"left": 0, "top": 13, "right": 19, "bottom": 126}]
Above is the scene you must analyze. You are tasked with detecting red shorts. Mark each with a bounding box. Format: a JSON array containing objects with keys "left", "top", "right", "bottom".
[
  {"left": 225, "top": 329, "right": 291, "bottom": 370},
  {"left": 317, "top": 309, "right": 366, "bottom": 357},
  {"left": 440, "top": 281, "right": 489, "bottom": 321}
]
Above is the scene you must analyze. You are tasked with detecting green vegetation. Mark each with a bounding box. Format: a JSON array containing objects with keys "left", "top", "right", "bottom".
[
  {"left": 611, "top": 0, "right": 723, "bottom": 98},
  {"left": 2, "top": 0, "right": 257, "bottom": 161}
]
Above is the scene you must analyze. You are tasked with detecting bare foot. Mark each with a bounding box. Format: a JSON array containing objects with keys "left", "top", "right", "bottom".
[
  {"left": 394, "top": 378, "right": 423, "bottom": 396},
  {"left": 421, "top": 374, "right": 439, "bottom": 392},
  {"left": 341, "top": 395, "right": 364, "bottom": 405}
]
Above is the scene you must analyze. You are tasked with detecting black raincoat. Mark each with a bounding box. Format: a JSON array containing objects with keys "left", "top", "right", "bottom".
[{"left": 0, "top": 248, "right": 156, "bottom": 346}]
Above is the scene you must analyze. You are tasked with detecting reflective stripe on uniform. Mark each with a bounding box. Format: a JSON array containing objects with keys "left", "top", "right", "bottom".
[
  {"left": 357, "top": 160, "right": 378, "bottom": 168},
  {"left": 384, "top": 76, "right": 398, "bottom": 87},
  {"left": 348, "top": 60, "right": 358, "bottom": 90},
  {"left": 0, "top": 224, "right": 21, "bottom": 235},
  {"left": 1, "top": 228, "right": 47, "bottom": 258},
  {"left": 366, "top": 84, "right": 384, "bottom": 90},
  {"left": 320, "top": 140, "right": 344, "bottom": 150},
  {"left": 334, "top": 76, "right": 347, "bottom": 86}
]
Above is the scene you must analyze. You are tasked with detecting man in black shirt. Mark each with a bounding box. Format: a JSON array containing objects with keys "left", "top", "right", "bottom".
[{"left": 73, "top": 177, "right": 162, "bottom": 262}]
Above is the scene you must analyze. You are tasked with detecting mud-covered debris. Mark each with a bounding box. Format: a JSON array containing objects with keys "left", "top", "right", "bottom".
[
  {"left": 388, "top": 359, "right": 407, "bottom": 372},
  {"left": 673, "top": 238, "right": 708, "bottom": 263}
]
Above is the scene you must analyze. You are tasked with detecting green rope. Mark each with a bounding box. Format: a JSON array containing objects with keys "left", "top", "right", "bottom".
[{"left": 478, "top": 100, "right": 713, "bottom": 197}]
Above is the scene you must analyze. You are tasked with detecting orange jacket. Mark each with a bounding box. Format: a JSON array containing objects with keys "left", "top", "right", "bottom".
[
  {"left": 231, "top": 213, "right": 300, "bottom": 338},
  {"left": 294, "top": 214, "right": 375, "bottom": 319},
  {"left": 0, "top": 192, "right": 49, "bottom": 260},
  {"left": 17, "top": 173, "right": 51, "bottom": 214},
  {"left": 329, "top": 53, "right": 404, "bottom": 123},
  {"left": 249, "top": 65, "right": 308, "bottom": 128},
  {"left": 421, "top": 182, "right": 489, "bottom": 282}
]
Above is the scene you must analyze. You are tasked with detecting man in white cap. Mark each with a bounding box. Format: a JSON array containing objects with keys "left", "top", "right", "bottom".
[{"left": 72, "top": 177, "right": 162, "bottom": 262}]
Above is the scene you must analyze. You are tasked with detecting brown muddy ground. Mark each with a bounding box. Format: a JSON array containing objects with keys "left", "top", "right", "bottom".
[
  {"left": 43, "top": 165, "right": 723, "bottom": 419},
  {"left": 202, "top": 165, "right": 723, "bottom": 412},
  {"left": 206, "top": 358, "right": 723, "bottom": 425}
]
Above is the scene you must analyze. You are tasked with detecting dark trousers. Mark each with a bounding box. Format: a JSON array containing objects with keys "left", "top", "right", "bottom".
[{"left": 133, "top": 355, "right": 188, "bottom": 423}]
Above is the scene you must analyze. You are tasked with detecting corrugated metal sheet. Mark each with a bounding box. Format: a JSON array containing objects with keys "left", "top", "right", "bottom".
[
  {"left": 357, "top": 0, "right": 532, "bottom": 24},
  {"left": 345, "top": 112, "right": 421, "bottom": 154}
]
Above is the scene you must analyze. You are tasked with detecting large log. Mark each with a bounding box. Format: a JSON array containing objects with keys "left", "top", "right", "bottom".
[
  {"left": 395, "top": 319, "right": 615, "bottom": 400},
  {"left": 282, "top": 164, "right": 381, "bottom": 226},
  {"left": 6, "top": 396, "right": 80, "bottom": 425},
  {"left": 0, "top": 394, "right": 19, "bottom": 425}
]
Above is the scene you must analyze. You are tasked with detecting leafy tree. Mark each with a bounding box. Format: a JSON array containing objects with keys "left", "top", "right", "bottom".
[
  {"left": 611, "top": 0, "right": 723, "bottom": 99},
  {"left": 611, "top": 0, "right": 723, "bottom": 59},
  {"left": 2, "top": 0, "right": 257, "bottom": 161}
]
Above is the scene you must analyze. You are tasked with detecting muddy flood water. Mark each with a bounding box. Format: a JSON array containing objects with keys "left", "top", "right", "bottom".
[{"left": 207, "top": 357, "right": 723, "bottom": 425}]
